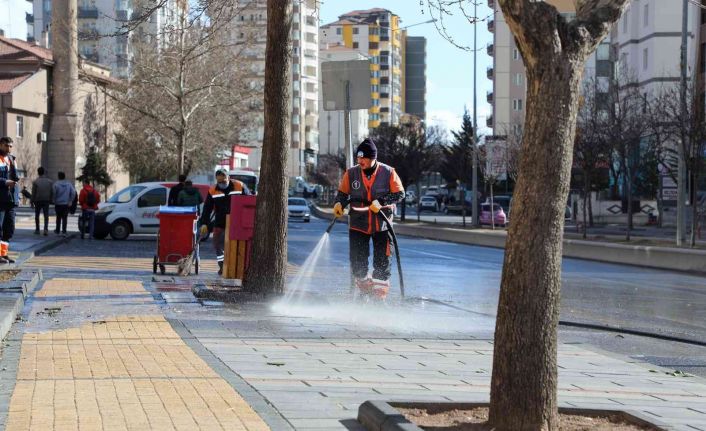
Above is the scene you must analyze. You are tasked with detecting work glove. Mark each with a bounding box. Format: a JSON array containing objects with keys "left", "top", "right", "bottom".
[
  {"left": 199, "top": 225, "right": 209, "bottom": 238},
  {"left": 333, "top": 202, "right": 344, "bottom": 218},
  {"left": 370, "top": 200, "right": 382, "bottom": 213}
]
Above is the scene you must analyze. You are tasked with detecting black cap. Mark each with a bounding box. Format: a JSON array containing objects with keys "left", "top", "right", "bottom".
[{"left": 355, "top": 138, "right": 377, "bottom": 159}]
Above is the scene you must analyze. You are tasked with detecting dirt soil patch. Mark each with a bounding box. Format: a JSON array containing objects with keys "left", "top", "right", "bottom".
[
  {"left": 398, "top": 407, "right": 659, "bottom": 430},
  {"left": 0, "top": 270, "right": 19, "bottom": 283}
]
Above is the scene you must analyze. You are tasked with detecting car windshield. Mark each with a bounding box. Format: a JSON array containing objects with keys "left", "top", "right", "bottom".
[
  {"left": 422, "top": 197, "right": 435, "bottom": 202},
  {"left": 288, "top": 198, "right": 307, "bottom": 206},
  {"left": 482, "top": 204, "right": 501, "bottom": 211},
  {"left": 107, "top": 185, "right": 147, "bottom": 203}
]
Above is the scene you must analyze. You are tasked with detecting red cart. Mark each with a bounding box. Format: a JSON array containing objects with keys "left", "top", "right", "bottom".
[{"left": 153, "top": 206, "right": 199, "bottom": 275}]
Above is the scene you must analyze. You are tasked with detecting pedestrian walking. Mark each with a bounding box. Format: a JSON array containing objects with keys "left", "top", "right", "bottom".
[
  {"left": 52, "top": 171, "right": 76, "bottom": 236},
  {"left": 78, "top": 180, "right": 100, "bottom": 240},
  {"left": 168, "top": 174, "right": 187, "bottom": 206},
  {"left": 333, "top": 139, "right": 405, "bottom": 299},
  {"left": 0, "top": 137, "right": 19, "bottom": 263},
  {"left": 198, "top": 170, "right": 249, "bottom": 275},
  {"left": 31, "top": 167, "right": 53, "bottom": 235},
  {"left": 176, "top": 180, "right": 203, "bottom": 210}
]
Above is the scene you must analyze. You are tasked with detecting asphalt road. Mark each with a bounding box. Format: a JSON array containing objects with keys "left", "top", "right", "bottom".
[{"left": 288, "top": 216, "right": 706, "bottom": 377}]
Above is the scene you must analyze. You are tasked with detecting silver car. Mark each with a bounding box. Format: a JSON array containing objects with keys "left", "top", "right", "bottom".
[{"left": 288, "top": 197, "right": 311, "bottom": 222}]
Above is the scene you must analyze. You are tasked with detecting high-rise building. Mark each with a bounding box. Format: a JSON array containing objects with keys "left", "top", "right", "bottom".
[
  {"left": 320, "top": 8, "right": 406, "bottom": 129},
  {"left": 0, "top": 0, "right": 33, "bottom": 41},
  {"left": 403, "top": 35, "right": 426, "bottom": 124},
  {"left": 230, "top": 0, "right": 319, "bottom": 177},
  {"left": 318, "top": 45, "right": 369, "bottom": 156},
  {"left": 31, "top": 0, "right": 185, "bottom": 79}
]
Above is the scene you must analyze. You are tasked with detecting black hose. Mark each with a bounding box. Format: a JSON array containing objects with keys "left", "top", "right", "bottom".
[{"left": 377, "top": 211, "right": 405, "bottom": 298}]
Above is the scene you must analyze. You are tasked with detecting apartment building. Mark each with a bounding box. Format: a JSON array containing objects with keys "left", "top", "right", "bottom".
[
  {"left": 318, "top": 45, "right": 369, "bottom": 156},
  {"left": 404, "top": 35, "right": 426, "bottom": 124},
  {"left": 31, "top": 0, "right": 185, "bottom": 79},
  {"left": 320, "top": 8, "right": 406, "bottom": 129},
  {"left": 231, "top": 0, "right": 319, "bottom": 177},
  {"left": 0, "top": 0, "right": 33, "bottom": 41}
]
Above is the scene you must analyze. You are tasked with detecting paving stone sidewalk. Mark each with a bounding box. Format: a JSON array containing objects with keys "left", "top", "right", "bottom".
[{"left": 1, "top": 261, "right": 705, "bottom": 430}]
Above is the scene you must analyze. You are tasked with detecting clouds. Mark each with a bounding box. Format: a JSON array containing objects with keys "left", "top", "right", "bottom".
[{"left": 427, "top": 104, "right": 493, "bottom": 136}]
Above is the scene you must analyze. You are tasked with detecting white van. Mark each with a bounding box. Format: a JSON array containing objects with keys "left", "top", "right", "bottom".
[
  {"left": 92, "top": 182, "right": 209, "bottom": 240},
  {"left": 228, "top": 170, "right": 258, "bottom": 194}
]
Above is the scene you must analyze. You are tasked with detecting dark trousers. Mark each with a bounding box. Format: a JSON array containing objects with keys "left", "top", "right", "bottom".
[
  {"left": 55, "top": 205, "right": 69, "bottom": 233},
  {"left": 81, "top": 209, "right": 95, "bottom": 238},
  {"left": 349, "top": 229, "right": 391, "bottom": 281},
  {"left": 0, "top": 205, "right": 15, "bottom": 241},
  {"left": 34, "top": 201, "right": 50, "bottom": 231}
]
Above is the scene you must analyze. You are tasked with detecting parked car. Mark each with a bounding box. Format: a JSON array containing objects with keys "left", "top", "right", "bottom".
[
  {"left": 94, "top": 182, "right": 210, "bottom": 240},
  {"left": 479, "top": 203, "right": 507, "bottom": 227},
  {"left": 287, "top": 197, "right": 310, "bottom": 222},
  {"left": 418, "top": 196, "right": 439, "bottom": 212},
  {"left": 405, "top": 190, "right": 417, "bottom": 205},
  {"left": 489, "top": 195, "right": 512, "bottom": 216}
]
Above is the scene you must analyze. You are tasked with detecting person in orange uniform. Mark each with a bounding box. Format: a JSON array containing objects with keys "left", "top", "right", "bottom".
[
  {"left": 199, "top": 169, "right": 250, "bottom": 275},
  {"left": 0, "top": 137, "right": 19, "bottom": 263},
  {"left": 333, "top": 139, "right": 405, "bottom": 299}
]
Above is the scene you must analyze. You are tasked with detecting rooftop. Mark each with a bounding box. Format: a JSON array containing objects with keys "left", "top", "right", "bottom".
[{"left": 0, "top": 73, "right": 32, "bottom": 94}]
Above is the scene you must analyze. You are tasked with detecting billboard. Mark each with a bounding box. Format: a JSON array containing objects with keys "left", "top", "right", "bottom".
[{"left": 485, "top": 136, "right": 507, "bottom": 181}]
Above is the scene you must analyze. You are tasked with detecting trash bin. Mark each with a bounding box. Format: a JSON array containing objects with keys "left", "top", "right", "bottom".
[{"left": 154, "top": 206, "right": 198, "bottom": 274}]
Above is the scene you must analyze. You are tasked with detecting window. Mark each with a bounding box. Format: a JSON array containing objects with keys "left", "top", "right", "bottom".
[
  {"left": 137, "top": 188, "right": 167, "bottom": 208},
  {"left": 512, "top": 99, "right": 523, "bottom": 111},
  {"left": 514, "top": 73, "right": 523, "bottom": 86},
  {"left": 336, "top": 27, "right": 341, "bottom": 35},
  {"left": 353, "top": 27, "right": 359, "bottom": 34},
  {"left": 512, "top": 48, "right": 519, "bottom": 60},
  {"left": 643, "top": 47, "right": 648, "bottom": 70},
  {"left": 352, "top": 42, "right": 359, "bottom": 49},
  {"left": 643, "top": 4, "right": 648, "bottom": 27},
  {"left": 15, "top": 116, "right": 23, "bottom": 138}
]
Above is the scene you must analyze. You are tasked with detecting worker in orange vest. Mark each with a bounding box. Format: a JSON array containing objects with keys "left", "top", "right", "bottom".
[
  {"left": 333, "top": 139, "right": 405, "bottom": 299},
  {"left": 0, "top": 137, "right": 19, "bottom": 263}
]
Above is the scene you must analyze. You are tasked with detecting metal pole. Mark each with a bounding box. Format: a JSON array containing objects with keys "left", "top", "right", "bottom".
[
  {"left": 678, "top": 0, "right": 688, "bottom": 246},
  {"left": 344, "top": 80, "right": 353, "bottom": 168},
  {"left": 472, "top": 1, "right": 479, "bottom": 227}
]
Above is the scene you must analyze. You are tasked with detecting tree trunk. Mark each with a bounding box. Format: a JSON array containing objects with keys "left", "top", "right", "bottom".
[
  {"left": 583, "top": 177, "right": 589, "bottom": 240},
  {"left": 244, "top": 0, "right": 292, "bottom": 295},
  {"left": 691, "top": 175, "right": 698, "bottom": 247},
  {"left": 626, "top": 163, "right": 632, "bottom": 241},
  {"left": 489, "top": 55, "right": 583, "bottom": 431},
  {"left": 588, "top": 189, "right": 594, "bottom": 227}
]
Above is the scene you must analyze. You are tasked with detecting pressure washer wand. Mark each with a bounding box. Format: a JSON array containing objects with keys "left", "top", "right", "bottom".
[{"left": 325, "top": 216, "right": 338, "bottom": 234}]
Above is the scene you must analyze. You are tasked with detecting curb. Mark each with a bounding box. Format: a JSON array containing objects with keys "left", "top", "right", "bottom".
[
  {"left": 0, "top": 269, "right": 41, "bottom": 344},
  {"left": 357, "top": 401, "right": 672, "bottom": 431},
  {"left": 14, "top": 233, "right": 78, "bottom": 267}
]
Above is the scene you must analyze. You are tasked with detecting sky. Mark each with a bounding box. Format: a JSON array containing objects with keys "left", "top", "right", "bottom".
[{"left": 319, "top": 0, "right": 494, "bottom": 135}]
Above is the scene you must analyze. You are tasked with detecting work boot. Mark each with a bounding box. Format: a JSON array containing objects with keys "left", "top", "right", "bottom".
[
  {"left": 354, "top": 277, "right": 373, "bottom": 295},
  {"left": 33, "top": 230, "right": 39, "bottom": 235},
  {"left": 370, "top": 278, "right": 390, "bottom": 300},
  {"left": 218, "top": 261, "right": 223, "bottom": 276},
  {"left": 44, "top": 230, "right": 48, "bottom": 236},
  {"left": 1, "top": 256, "right": 15, "bottom": 264}
]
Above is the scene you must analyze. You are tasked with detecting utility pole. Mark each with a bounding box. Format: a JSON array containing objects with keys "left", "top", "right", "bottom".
[
  {"left": 678, "top": 0, "right": 688, "bottom": 246},
  {"left": 344, "top": 80, "right": 353, "bottom": 168},
  {"left": 472, "top": 1, "right": 479, "bottom": 228}
]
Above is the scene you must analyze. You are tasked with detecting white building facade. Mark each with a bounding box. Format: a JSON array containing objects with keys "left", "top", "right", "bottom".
[{"left": 0, "top": 0, "right": 33, "bottom": 40}]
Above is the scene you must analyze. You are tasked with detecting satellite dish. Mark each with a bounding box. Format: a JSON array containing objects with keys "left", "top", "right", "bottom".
[{"left": 76, "top": 156, "right": 86, "bottom": 169}]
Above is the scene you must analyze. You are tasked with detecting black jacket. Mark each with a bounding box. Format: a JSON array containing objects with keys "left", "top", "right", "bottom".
[
  {"left": 0, "top": 155, "right": 19, "bottom": 207},
  {"left": 168, "top": 183, "right": 185, "bottom": 206},
  {"left": 199, "top": 180, "right": 250, "bottom": 229}
]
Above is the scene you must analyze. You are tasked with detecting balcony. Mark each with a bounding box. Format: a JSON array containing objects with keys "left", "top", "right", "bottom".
[
  {"left": 487, "top": 67, "right": 493, "bottom": 80},
  {"left": 116, "top": 10, "right": 129, "bottom": 21},
  {"left": 486, "top": 115, "right": 493, "bottom": 128},
  {"left": 78, "top": 7, "right": 99, "bottom": 19},
  {"left": 486, "top": 91, "right": 493, "bottom": 103},
  {"left": 487, "top": 43, "right": 494, "bottom": 57},
  {"left": 487, "top": 19, "right": 494, "bottom": 33},
  {"left": 488, "top": 0, "right": 495, "bottom": 9},
  {"left": 25, "top": 12, "right": 34, "bottom": 23}
]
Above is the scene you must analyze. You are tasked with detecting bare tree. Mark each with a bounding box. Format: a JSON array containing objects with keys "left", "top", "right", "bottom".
[
  {"left": 653, "top": 80, "right": 706, "bottom": 246},
  {"left": 597, "top": 69, "right": 652, "bottom": 241},
  {"left": 575, "top": 78, "right": 611, "bottom": 236},
  {"left": 482, "top": 2, "right": 628, "bottom": 429},
  {"left": 244, "top": 0, "right": 293, "bottom": 295},
  {"left": 112, "top": 0, "right": 255, "bottom": 177}
]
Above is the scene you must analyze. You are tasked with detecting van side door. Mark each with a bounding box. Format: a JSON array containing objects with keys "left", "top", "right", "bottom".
[{"left": 136, "top": 187, "right": 167, "bottom": 233}]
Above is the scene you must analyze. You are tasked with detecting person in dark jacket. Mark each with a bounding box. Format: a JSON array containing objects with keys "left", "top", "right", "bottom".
[
  {"left": 198, "top": 169, "right": 249, "bottom": 275},
  {"left": 333, "top": 139, "right": 405, "bottom": 299},
  {"left": 168, "top": 174, "right": 187, "bottom": 206},
  {"left": 0, "top": 137, "right": 19, "bottom": 263},
  {"left": 176, "top": 180, "right": 203, "bottom": 209},
  {"left": 31, "top": 167, "right": 53, "bottom": 235}
]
